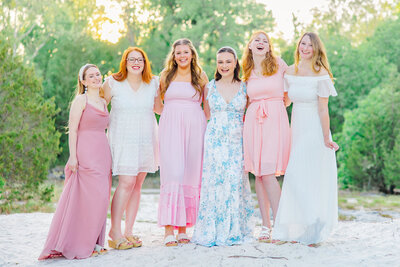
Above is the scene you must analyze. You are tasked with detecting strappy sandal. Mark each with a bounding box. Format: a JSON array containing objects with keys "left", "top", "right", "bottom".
[
  {"left": 91, "top": 250, "right": 99, "bottom": 257},
  {"left": 176, "top": 233, "right": 190, "bottom": 244},
  {"left": 108, "top": 238, "right": 134, "bottom": 250},
  {"left": 164, "top": 235, "right": 178, "bottom": 247},
  {"left": 94, "top": 244, "right": 108, "bottom": 255},
  {"left": 258, "top": 226, "right": 272, "bottom": 243},
  {"left": 126, "top": 235, "right": 143, "bottom": 247}
]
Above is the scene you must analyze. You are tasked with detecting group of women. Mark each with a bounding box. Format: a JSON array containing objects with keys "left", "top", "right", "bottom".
[{"left": 38, "top": 30, "right": 339, "bottom": 260}]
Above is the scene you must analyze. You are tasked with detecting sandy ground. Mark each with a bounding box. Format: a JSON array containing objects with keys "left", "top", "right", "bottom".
[{"left": 1, "top": 190, "right": 399, "bottom": 267}]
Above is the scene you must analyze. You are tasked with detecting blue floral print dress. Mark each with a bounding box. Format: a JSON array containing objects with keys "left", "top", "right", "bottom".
[{"left": 191, "top": 79, "right": 254, "bottom": 246}]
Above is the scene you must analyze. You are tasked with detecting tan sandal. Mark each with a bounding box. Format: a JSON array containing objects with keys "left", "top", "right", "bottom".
[
  {"left": 108, "top": 238, "right": 134, "bottom": 250},
  {"left": 126, "top": 235, "right": 143, "bottom": 247}
]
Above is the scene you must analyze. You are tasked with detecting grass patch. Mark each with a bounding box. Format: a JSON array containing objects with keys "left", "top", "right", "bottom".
[
  {"left": 338, "top": 214, "right": 356, "bottom": 221},
  {"left": 338, "top": 191, "right": 400, "bottom": 212}
]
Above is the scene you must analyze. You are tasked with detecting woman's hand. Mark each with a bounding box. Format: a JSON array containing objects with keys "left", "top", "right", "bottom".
[
  {"left": 68, "top": 157, "right": 78, "bottom": 172},
  {"left": 324, "top": 139, "right": 339, "bottom": 151}
]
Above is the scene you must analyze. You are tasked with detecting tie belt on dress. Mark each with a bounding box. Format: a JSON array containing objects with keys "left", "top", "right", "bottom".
[{"left": 251, "top": 97, "right": 283, "bottom": 124}]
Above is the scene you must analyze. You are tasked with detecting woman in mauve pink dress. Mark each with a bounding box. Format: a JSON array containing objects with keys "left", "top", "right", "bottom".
[
  {"left": 242, "top": 31, "right": 291, "bottom": 243},
  {"left": 158, "top": 38, "right": 209, "bottom": 246},
  {"left": 39, "top": 64, "right": 111, "bottom": 260}
]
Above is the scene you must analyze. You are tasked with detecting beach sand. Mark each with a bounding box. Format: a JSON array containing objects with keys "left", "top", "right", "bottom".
[{"left": 1, "top": 190, "right": 399, "bottom": 267}]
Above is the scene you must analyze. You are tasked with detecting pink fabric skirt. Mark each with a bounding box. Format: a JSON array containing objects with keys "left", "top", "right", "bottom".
[
  {"left": 158, "top": 101, "right": 206, "bottom": 227},
  {"left": 243, "top": 98, "right": 291, "bottom": 176}
]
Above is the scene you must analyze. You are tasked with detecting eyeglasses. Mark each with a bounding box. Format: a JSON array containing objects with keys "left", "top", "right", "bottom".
[{"left": 127, "top": 57, "right": 145, "bottom": 63}]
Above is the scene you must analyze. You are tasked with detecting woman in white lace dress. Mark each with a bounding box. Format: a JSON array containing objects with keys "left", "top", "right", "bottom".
[
  {"left": 103, "top": 47, "right": 163, "bottom": 249},
  {"left": 273, "top": 33, "right": 339, "bottom": 245}
]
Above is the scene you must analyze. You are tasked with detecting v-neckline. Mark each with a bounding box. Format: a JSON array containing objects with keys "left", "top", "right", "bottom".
[
  {"left": 214, "top": 80, "right": 241, "bottom": 105},
  {"left": 125, "top": 79, "right": 143, "bottom": 93},
  {"left": 86, "top": 101, "right": 106, "bottom": 113}
]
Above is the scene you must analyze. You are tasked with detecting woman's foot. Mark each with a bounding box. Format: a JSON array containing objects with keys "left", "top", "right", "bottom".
[
  {"left": 176, "top": 233, "right": 190, "bottom": 244},
  {"left": 164, "top": 235, "right": 178, "bottom": 247},
  {"left": 125, "top": 235, "right": 143, "bottom": 247},
  {"left": 258, "top": 226, "right": 272, "bottom": 243}
]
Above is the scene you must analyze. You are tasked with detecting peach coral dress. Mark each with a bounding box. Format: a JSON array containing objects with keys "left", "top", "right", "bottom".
[{"left": 243, "top": 58, "right": 290, "bottom": 176}]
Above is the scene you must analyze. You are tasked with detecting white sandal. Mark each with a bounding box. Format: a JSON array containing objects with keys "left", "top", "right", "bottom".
[
  {"left": 176, "top": 233, "right": 190, "bottom": 244},
  {"left": 258, "top": 226, "right": 272, "bottom": 243},
  {"left": 164, "top": 235, "right": 178, "bottom": 247}
]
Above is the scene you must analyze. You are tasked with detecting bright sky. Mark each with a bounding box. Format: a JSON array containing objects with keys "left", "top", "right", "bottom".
[
  {"left": 257, "top": 0, "right": 330, "bottom": 40},
  {"left": 95, "top": 0, "right": 331, "bottom": 43}
]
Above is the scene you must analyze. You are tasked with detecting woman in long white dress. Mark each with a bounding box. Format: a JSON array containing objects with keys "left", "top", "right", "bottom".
[{"left": 273, "top": 32, "right": 339, "bottom": 245}]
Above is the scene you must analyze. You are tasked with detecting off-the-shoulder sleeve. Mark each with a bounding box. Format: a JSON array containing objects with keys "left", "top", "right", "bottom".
[
  {"left": 283, "top": 76, "right": 289, "bottom": 92},
  {"left": 152, "top": 76, "right": 160, "bottom": 97},
  {"left": 317, "top": 78, "right": 338, "bottom": 97}
]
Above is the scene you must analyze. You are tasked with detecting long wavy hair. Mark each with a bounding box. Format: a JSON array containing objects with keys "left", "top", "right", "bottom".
[
  {"left": 215, "top": 46, "right": 241, "bottom": 82},
  {"left": 112, "top": 47, "right": 153, "bottom": 84},
  {"left": 75, "top": 64, "right": 104, "bottom": 98},
  {"left": 242, "top": 31, "right": 278, "bottom": 82},
  {"left": 294, "top": 32, "right": 334, "bottom": 81},
  {"left": 160, "top": 38, "right": 204, "bottom": 99}
]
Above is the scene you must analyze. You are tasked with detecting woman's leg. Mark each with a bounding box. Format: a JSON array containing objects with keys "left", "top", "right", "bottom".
[
  {"left": 109, "top": 175, "right": 136, "bottom": 240},
  {"left": 255, "top": 176, "right": 272, "bottom": 228},
  {"left": 261, "top": 174, "right": 281, "bottom": 223},
  {"left": 124, "top": 172, "right": 147, "bottom": 237}
]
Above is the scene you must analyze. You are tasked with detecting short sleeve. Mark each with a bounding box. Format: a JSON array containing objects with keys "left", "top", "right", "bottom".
[
  {"left": 283, "top": 76, "right": 289, "bottom": 92},
  {"left": 105, "top": 75, "right": 115, "bottom": 96},
  {"left": 152, "top": 76, "right": 160, "bottom": 97},
  {"left": 317, "top": 78, "right": 338, "bottom": 97},
  {"left": 241, "top": 81, "right": 247, "bottom": 95},
  {"left": 278, "top": 58, "right": 288, "bottom": 74},
  {"left": 205, "top": 80, "right": 215, "bottom": 100}
]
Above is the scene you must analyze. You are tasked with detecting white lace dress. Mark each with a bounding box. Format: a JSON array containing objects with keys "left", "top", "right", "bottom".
[
  {"left": 107, "top": 76, "right": 159, "bottom": 176},
  {"left": 273, "top": 74, "right": 338, "bottom": 245}
]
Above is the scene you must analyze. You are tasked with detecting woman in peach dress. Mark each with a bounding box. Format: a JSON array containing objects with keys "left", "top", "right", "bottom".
[
  {"left": 39, "top": 64, "right": 111, "bottom": 260},
  {"left": 242, "top": 31, "right": 291, "bottom": 242}
]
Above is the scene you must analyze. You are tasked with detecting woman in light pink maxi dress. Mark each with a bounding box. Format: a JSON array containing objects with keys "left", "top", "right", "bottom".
[
  {"left": 39, "top": 64, "right": 111, "bottom": 260},
  {"left": 158, "top": 39, "right": 208, "bottom": 246}
]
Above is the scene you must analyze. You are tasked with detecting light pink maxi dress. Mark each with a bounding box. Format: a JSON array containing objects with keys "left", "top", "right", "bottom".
[
  {"left": 158, "top": 82, "right": 206, "bottom": 228},
  {"left": 39, "top": 96, "right": 112, "bottom": 260},
  {"left": 243, "top": 58, "right": 291, "bottom": 176}
]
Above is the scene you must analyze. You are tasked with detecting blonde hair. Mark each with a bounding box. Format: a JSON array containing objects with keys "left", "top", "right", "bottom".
[
  {"left": 295, "top": 32, "right": 334, "bottom": 81},
  {"left": 160, "top": 38, "right": 205, "bottom": 99},
  {"left": 112, "top": 47, "right": 153, "bottom": 83},
  {"left": 76, "top": 64, "right": 104, "bottom": 98},
  {"left": 242, "top": 31, "right": 278, "bottom": 82}
]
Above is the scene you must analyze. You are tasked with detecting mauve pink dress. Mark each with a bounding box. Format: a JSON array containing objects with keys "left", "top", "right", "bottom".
[
  {"left": 39, "top": 96, "right": 112, "bottom": 260},
  {"left": 158, "top": 82, "right": 206, "bottom": 228},
  {"left": 243, "top": 58, "right": 291, "bottom": 176}
]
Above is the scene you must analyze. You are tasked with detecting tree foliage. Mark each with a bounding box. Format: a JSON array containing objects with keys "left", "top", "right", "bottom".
[
  {"left": 337, "top": 73, "right": 400, "bottom": 193},
  {"left": 0, "top": 39, "right": 60, "bottom": 212}
]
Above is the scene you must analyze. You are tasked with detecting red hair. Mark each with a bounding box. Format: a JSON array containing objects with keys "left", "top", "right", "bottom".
[{"left": 112, "top": 47, "right": 153, "bottom": 83}]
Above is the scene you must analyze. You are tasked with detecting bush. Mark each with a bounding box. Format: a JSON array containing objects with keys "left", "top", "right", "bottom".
[
  {"left": 337, "top": 72, "right": 400, "bottom": 193},
  {"left": 0, "top": 39, "right": 60, "bottom": 213}
]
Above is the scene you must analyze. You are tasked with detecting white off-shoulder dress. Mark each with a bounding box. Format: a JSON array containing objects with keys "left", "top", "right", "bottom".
[
  {"left": 273, "top": 74, "right": 338, "bottom": 245},
  {"left": 107, "top": 76, "right": 159, "bottom": 176}
]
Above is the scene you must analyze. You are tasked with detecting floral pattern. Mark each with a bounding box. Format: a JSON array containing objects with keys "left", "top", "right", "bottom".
[{"left": 191, "top": 80, "right": 254, "bottom": 246}]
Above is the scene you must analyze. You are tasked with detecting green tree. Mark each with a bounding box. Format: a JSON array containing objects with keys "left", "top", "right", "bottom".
[
  {"left": 0, "top": 39, "right": 60, "bottom": 212},
  {"left": 337, "top": 72, "right": 400, "bottom": 192}
]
